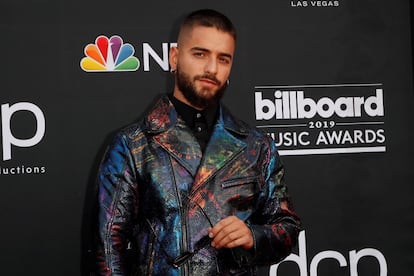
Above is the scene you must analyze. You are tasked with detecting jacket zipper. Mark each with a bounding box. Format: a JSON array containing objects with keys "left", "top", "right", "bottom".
[{"left": 170, "top": 156, "right": 190, "bottom": 276}]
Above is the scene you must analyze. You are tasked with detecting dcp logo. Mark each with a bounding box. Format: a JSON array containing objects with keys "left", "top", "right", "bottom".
[{"left": 1, "top": 102, "right": 46, "bottom": 161}]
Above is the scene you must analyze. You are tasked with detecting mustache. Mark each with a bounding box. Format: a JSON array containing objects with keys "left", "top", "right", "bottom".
[{"left": 194, "top": 74, "right": 221, "bottom": 86}]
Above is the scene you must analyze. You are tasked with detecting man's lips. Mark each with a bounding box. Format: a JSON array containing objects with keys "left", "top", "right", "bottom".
[{"left": 197, "top": 77, "right": 219, "bottom": 86}]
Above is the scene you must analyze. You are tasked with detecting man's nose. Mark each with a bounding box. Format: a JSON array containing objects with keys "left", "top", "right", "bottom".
[{"left": 204, "top": 57, "right": 218, "bottom": 74}]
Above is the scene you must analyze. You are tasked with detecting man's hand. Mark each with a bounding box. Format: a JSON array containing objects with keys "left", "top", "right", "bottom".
[{"left": 208, "top": 216, "right": 254, "bottom": 250}]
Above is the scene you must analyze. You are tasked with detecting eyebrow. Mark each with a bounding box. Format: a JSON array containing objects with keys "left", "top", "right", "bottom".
[{"left": 190, "top": 47, "right": 233, "bottom": 60}]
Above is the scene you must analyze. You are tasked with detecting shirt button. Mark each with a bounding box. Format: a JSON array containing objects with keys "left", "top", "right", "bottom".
[
  {"left": 197, "top": 126, "right": 202, "bottom": 132},
  {"left": 196, "top": 113, "right": 202, "bottom": 119}
]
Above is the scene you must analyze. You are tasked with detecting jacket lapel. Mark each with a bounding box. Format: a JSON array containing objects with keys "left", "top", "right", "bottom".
[
  {"left": 153, "top": 125, "right": 202, "bottom": 177},
  {"left": 191, "top": 107, "right": 248, "bottom": 194},
  {"left": 146, "top": 96, "right": 202, "bottom": 177},
  {"left": 145, "top": 96, "right": 249, "bottom": 184}
]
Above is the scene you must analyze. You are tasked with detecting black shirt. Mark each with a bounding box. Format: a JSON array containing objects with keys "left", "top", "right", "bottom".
[{"left": 169, "top": 94, "right": 218, "bottom": 152}]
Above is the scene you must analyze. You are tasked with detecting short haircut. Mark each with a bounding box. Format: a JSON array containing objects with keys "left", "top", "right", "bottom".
[{"left": 179, "top": 9, "right": 237, "bottom": 42}]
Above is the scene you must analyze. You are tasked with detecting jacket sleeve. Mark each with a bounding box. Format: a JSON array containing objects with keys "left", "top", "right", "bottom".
[
  {"left": 233, "top": 136, "right": 301, "bottom": 266},
  {"left": 95, "top": 133, "right": 138, "bottom": 276}
]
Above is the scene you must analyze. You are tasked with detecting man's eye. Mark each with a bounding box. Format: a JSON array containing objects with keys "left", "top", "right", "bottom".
[
  {"left": 219, "top": 57, "right": 230, "bottom": 64},
  {"left": 194, "top": 52, "right": 204, "bottom": 57}
]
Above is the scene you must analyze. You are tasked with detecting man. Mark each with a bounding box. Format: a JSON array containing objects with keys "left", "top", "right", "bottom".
[{"left": 96, "top": 9, "right": 301, "bottom": 275}]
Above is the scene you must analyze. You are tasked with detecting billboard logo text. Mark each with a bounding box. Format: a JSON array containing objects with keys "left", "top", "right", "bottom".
[{"left": 256, "top": 89, "right": 384, "bottom": 120}]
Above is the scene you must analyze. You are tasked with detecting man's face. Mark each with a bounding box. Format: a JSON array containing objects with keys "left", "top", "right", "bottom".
[{"left": 170, "top": 26, "right": 235, "bottom": 109}]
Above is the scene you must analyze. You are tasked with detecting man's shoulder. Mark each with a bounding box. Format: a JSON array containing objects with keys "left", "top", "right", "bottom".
[
  {"left": 101, "top": 121, "right": 144, "bottom": 152},
  {"left": 115, "top": 94, "right": 170, "bottom": 140},
  {"left": 121, "top": 119, "right": 145, "bottom": 135}
]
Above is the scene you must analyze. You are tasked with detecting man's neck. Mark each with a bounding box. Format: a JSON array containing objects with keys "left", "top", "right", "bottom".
[{"left": 172, "top": 90, "right": 204, "bottom": 110}]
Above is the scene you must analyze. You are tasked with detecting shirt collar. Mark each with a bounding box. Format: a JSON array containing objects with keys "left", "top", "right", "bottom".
[{"left": 168, "top": 94, "right": 218, "bottom": 130}]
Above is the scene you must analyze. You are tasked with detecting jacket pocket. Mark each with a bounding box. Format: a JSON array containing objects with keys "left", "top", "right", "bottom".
[
  {"left": 220, "top": 175, "right": 260, "bottom": 189},
  {"left": 220, "top": 176, "right": 260, "bottom": 213}
]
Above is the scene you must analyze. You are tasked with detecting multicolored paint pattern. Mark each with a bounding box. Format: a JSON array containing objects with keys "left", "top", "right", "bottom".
[{"left": 96, "top": 95, "right": 301, "bottom": 275}]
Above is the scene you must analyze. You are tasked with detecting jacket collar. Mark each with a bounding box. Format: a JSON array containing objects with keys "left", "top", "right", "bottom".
[
  {"left": 144, "top": 95, "right": 178, "bottom": 134},
  {"left": 144, "top": 95, "right": 249, "bottom": 187},
  {"left": 144, "top": 95, "right": 249, "bottom": 136}
]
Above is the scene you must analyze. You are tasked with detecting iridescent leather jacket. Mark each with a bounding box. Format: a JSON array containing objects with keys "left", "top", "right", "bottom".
[{"left": 96, "top": 95, "right": 301, "bottom": 275}]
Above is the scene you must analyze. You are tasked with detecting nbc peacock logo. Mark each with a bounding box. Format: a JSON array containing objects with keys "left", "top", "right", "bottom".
[{"left": 80, "top": 35, "right": 140, "bottom": 72}]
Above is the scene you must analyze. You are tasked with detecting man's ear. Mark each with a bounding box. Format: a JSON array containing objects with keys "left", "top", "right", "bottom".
[{"left": 169, "top": 46, "right": 178, "bottom": 70}]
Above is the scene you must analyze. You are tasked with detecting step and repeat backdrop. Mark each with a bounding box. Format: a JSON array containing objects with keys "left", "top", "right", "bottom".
[{"left": 1, "top": 1, "right": 414, "bottom": 275}]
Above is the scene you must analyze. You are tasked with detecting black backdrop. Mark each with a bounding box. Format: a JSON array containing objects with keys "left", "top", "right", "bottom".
[{"left": 1, "top": 1, "right": 413, "bottom": 275}]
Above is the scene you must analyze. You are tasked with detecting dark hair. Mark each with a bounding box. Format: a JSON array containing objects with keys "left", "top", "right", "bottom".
[{"left": 180, "top": 9, "right": 237, "bottom": 41}]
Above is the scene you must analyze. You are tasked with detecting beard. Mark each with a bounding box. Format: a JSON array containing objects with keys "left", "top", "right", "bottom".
[{"left": 175, "top": 66, "right": 227, "bottom": 109}]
